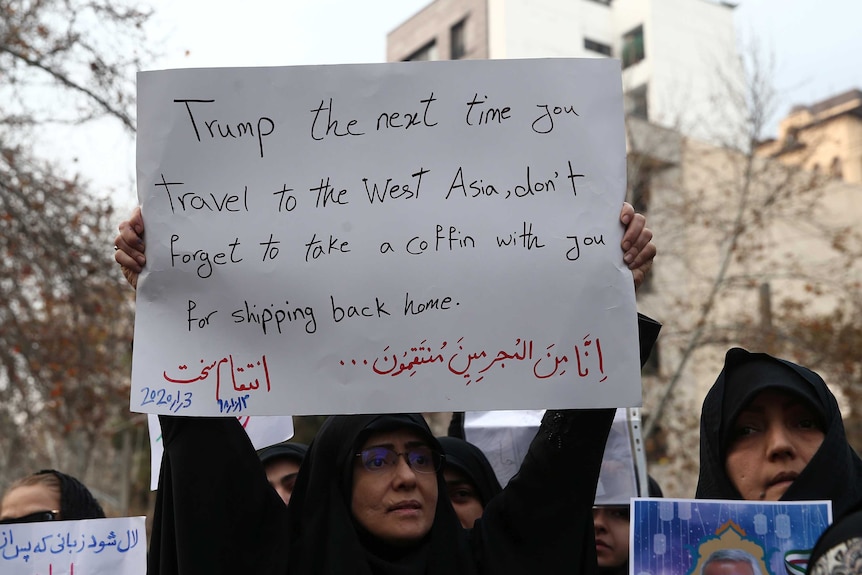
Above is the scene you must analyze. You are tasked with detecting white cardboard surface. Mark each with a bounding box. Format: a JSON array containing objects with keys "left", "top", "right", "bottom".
[
  {"left": 132, "top": 59, "right": 639, "bottom": 416},
  {"left": 0, "top": 517, "right": 146, "bottom": 575},
  {"left": 465, "top": 408, "right": 639, "bottom": 504}
]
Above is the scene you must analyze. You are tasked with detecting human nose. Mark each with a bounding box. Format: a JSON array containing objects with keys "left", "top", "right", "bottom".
[
  {"left": 593, "top": 509, "right": 607, "bottom": 533},
  {"left": 391, "top": 454, "right": 419, "bottom": 487},
  {"left": 276, "top": 488, "right": 290, "bottom": 505},
  {"left": 765, "top": 424, "right": 796, "bottom": 460}
]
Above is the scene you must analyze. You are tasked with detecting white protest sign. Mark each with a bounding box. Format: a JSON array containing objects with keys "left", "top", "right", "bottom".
[
  {"left": 464, "top": 409, "right": 544, "bottom": 485},
  {"left": 0, "top": 516, "right": 145, "bottom": 575},
  {"left": 465, "top": 408, "right": 640, "bottom": 504},
  {"left": 147, "top": 414, "right": 294, "bottom": 489},
  {"left": 132, "top": 58, "right": 639, "bottom": 416}
]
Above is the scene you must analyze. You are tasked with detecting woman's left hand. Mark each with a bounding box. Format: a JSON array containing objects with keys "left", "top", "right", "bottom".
[{"left": 619, "top": 202, "right": 655, "bottom": 290}]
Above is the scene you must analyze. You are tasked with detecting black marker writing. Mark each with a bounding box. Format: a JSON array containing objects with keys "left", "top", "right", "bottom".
[{"left": 174, "top": 99, "right": 274, "bottom": 158}]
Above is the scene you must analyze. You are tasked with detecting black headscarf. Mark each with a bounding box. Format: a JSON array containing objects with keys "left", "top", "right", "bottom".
[
  {"left": 285, "top": 414, "right": 474, "bottom": 575},
  {"left": 437, "top": 436, "right": 503, "bottom": 506},
  {"left": 36, "top": 469, "right": 105, "bottom": 520},
  {"left": 257, "top": 441, "right": 309, "bottom": 466},
  {"left": 150, "top": 409, "right": 612, "bottom": 575},
  {"left": 695, "top": 348, "right": 862, "bottom": 518},
  {"left": 808, "top": 500, "right": 862, "bottom": 574}
]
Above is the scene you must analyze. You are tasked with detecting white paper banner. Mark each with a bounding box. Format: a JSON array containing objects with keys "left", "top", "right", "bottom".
[
  {"left": 0, "top": 516, "right": 146, "bottom": 575},
  {"left": 132, "top": 58, "right": 639, "bottom": 416},
  {"left": 465, "top": 408, "right": 639, "bottom": 504}
]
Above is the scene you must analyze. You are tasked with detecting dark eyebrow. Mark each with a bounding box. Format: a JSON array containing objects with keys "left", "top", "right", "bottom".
[
  {"left": 737, "top": 405, "right": 765, "bottom": 415},
  {"left": 362, "top": 440, "right": 429, "bottom": 450},
  {"left": 739, "top": 396, "right": 814, "bottom": 415},
  {"left": 363, "top": 443, "right": 396, "bottom": 450}
]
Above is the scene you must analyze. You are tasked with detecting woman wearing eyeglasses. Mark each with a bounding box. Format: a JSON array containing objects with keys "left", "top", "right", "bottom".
[
  {"left": 149, "top": 410, "right": 614, "bottom": 574},
  {"left": 0, "top": 469, "right": 105, "bottom": 524}
]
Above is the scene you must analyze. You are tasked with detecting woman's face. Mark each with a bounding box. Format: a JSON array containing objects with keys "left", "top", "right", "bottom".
[
  {"left": 0, "top": 484, "right": 61, "bottom": 522},
  {"left": 264, "top": 458, "right": 301, "bottom": 506},
  {"left": 351, "top": 428, "right": 439, "bottom": 546},
  {"left": 593, "top": 506, "right": 630, "bottom": 568},
  {"left": 443, "top": 467, "right": 484, "bottom": 528},
  {"left": 725, "top": 389, "right": 825, "bottom": 501}
]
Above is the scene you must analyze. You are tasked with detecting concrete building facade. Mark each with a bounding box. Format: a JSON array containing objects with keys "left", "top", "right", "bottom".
[
  {"left": 388, "top": 4, "right": 862, "bottom": 496},
  {"left": 757, "top": 89, "right": 862, "bottom": 185},
  {"left": 387, "top": 0, "right": 744, "bottom": 144},
  {"left": 625, "top": 114, "right": 862, "bottom": 496}
]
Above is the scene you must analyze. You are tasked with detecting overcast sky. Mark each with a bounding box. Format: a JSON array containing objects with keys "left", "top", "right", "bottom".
[
  {"left": 65, "top": 0, "right": 862, "bottom": 204},
  {"left": 144, "top": 1, "right": 861, "bottom": 108},
  {"left": 733, "top": 0, "right": 861, "bottom": 107}
]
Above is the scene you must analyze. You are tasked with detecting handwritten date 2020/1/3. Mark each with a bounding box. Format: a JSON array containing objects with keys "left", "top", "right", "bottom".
[{"left": 139, "top": 386, "right": 193, "bottom": 413}]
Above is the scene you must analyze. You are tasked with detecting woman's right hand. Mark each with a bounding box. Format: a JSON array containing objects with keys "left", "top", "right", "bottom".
[{"left": 114, "top": 206, "right": 146, "bottom": 290}]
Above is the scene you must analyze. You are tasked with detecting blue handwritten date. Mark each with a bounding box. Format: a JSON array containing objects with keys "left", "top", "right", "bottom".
[
  {"left": 218, "top": 394, "right": 249, "bottom": 414},
  {"left": 140, "top": 387, "right": 193, "bottom": 413}
]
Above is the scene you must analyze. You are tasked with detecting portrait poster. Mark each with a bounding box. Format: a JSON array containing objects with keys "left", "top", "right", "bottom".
[{"left": 631, "top": 498, "right": 832, "bottom": 575}]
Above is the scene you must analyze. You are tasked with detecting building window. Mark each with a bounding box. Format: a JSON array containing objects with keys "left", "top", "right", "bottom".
[
  {"left": 584, "top": 38, "right": 612, "bottom": 57},
  {"left": 450, "top": 18, "right": 467, "bottom": 59},
  {"left": 630, "top": 167, "right": 651, "bottom": 214},
  {"left": 625, "top": 84, "right": 648, "bottom": 120},
  {"left": 786, "top": 127, "right": 799, "bottom": 146},
  {"left": 405, "top": 40, "right": 438, "bottom": 62},
  {"left": 622, "top": 25, "right": 645, "bottom": 69},
  {"left": 830, "top": 157, "right": 843, "bottom": 179}
]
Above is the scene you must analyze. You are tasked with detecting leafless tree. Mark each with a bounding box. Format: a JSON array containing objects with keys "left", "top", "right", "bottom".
[
  {"left": 628, "top": 46, "right": 862, "bottom": 496},
  {"left": 0, "top": 0, "right": 152, "bottom": 514}
]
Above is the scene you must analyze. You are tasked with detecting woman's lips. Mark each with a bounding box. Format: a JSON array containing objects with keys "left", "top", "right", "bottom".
[
  {"left": 388, "top": 500, "right": 421, "bottom": 512},
  {"left": 768, "top": 471, "right": 799, "bottom": 487},
  {"left": 595, "top": 539, "right": 610, "bottom": 550}
]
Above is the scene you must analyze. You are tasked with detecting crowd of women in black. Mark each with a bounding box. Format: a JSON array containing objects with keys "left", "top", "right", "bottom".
[{"left": 3, "top": 202, "right": 861, "bottom": 575}]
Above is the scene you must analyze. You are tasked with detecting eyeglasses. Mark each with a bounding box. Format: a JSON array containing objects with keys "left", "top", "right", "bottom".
[
  {"left": 356, "top": 446, "right": 443, "bottom": 474},
  {"left": 0, "top": 510, "right": 60, "bottom": 524}
]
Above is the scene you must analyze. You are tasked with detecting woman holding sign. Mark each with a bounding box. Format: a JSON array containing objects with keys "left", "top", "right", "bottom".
[
  {"left": 115, "top": 203, "right": 656, "bottom": 574},
  {"left": 147, "top": 409, "right": 613, "bottom": 574}
]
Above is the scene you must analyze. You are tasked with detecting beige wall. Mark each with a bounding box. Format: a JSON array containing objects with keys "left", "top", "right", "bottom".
[
  {"left": 386, "top": 0, "right": 489, "bottom": 62},
  {"left": 757, "top": 94, "right": 862, "bottom": 184},
  {"left": 632, "top": 120, "right": 862, "bottom": 496}
]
